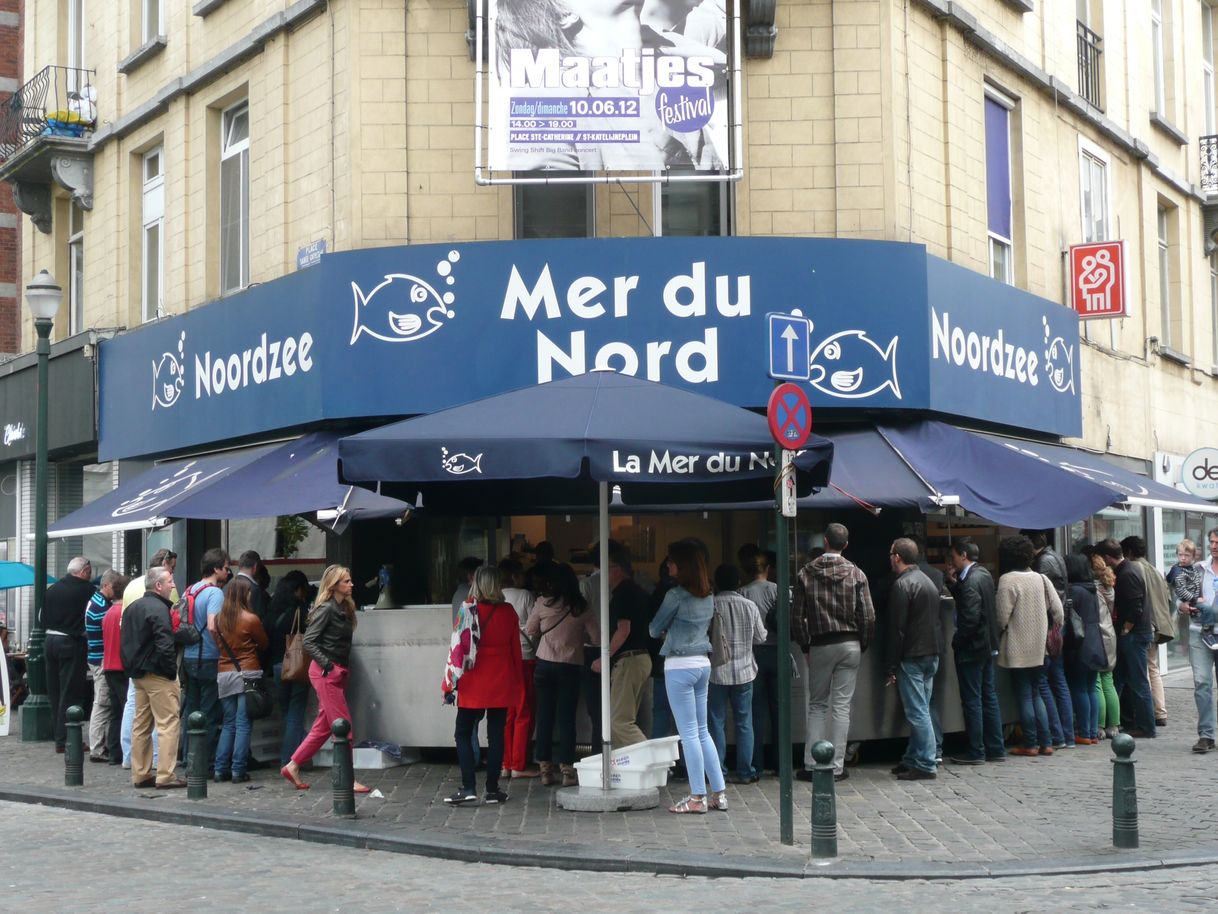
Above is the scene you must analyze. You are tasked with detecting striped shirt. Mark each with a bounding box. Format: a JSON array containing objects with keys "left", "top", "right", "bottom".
[
  {"left": 709, "top": 591, "right": 767, "bottom": 686},
  {"left": 84, "top": 591, "right": 110, "bottom": 665}
]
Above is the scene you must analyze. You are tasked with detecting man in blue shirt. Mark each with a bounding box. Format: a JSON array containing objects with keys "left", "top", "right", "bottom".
[
  {"left": 181, "top": 548, "right": 230, "bottom": 770},
  {"left": 85, "top": 570, "right": 123, "bottom": 762}
]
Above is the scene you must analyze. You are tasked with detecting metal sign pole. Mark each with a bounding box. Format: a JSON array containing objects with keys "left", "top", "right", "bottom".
[{"left": 774, "top": 445, "right": 794, "bottom": 846}]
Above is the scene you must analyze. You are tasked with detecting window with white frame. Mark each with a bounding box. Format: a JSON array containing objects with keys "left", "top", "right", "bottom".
[
  {"left": 219, "top": 102, "right": 249, "bottom": 295},
  {"left": 984, "top": 93, "right": 1014, "bottom": 285},
  {"left": 142, "top": 0, "right": 162, "bottom": 43},
  {"left": 1211, "top": 252, "right": 1218, "bottom": 368},
  {"left": 67, "top": 0, "right": 85, "bottom": 92},
  {"left": 1206, "top": 5, "right": 1217, "bottom": 136},
  {"left": 1079, "top": 148, "right": 1108, "bottom": 243},
  {"left": 68, "top": 202, "right": 84, "bottom": 335},
  {"left": 1151, "top": 0, "right": 1166, "bottom": 114},
  {"left": 1158, "top": 203, "right": 1181, "bottom": 351},
  {"left": 141, "top": 147, "right": 164, "bottom": 323}
]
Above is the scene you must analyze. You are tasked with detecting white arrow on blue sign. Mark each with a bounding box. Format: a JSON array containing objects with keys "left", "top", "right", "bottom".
[{"left": 767, "top": 312, "right": 812, "bottom": 381}]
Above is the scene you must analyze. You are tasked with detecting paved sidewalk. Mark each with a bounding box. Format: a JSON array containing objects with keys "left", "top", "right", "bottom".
[{"left": 2, "top": 669, "right": 1216, "bottom": 878}]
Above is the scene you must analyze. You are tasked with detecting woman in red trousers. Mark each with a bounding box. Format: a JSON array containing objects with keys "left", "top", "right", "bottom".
[
  {"left": 280, "top": 565, "right": 368, "bottom": 793},
  {"left": 499, "top": 557, "right": 538, "bottom": 780},
  {"left": 443, "top": 566, "right": 523, "bottom": 806}
]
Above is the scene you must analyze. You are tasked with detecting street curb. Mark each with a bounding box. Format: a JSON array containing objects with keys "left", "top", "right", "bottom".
[{"left": 3, "top": 783, "right": 1217, "bottom": 880}]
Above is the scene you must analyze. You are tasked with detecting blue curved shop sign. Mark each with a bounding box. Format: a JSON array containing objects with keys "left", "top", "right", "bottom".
[{"left": 98, "top": 237, "right": 1080, "bottom": 461}]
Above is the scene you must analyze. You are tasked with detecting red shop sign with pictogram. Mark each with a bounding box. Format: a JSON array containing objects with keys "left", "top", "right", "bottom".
[{"left": 1069, "top": 241, "right": 1126, "bottom": 319}]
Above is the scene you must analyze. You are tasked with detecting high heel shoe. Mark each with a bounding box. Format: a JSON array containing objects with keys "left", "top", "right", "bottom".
[{"left": 280, "top": 765, "right": 310, "bottom": 790}]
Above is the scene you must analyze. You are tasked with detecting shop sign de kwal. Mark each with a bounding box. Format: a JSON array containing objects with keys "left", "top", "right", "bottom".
[
  {"left": 485, "top": 0, "right": 729, "bottom": 172},
  {"left": 97, "top": 237, "right": 1081, "bottom": 461},
  {"left": 1181, "top": 447, "right": 1218, "bottom": 500}
]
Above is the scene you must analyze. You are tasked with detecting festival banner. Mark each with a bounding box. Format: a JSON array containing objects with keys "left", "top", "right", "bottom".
[{"left": 486, "top": 0, "right": 730, "bottom": 172}]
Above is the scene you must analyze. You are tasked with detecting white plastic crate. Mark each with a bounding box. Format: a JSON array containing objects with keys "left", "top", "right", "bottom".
[
  {"left": 312, "top": 746, "right": 415, "bottom": 769},
  {"left": 606, "top": 736, "right": 681, "bottom": 769},
  {"left": 574, "top": 758, "right": 671, "bottom": 789}
]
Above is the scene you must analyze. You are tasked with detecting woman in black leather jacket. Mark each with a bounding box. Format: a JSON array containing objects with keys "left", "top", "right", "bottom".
[{"left": 1064, "top": 553, "right": 1107, "bottom": 745}]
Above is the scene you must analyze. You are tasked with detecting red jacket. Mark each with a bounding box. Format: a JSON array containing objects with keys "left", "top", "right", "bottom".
[
  {"left": 102, "top": 602, "right": 124, "bottom": 672},
  {"left": 457, "top": 601, "right": 523, "bottom": 709}
]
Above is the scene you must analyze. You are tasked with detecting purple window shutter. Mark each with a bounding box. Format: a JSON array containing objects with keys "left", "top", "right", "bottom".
[{"left": 984, "top": 98, "right": 1012, "bottom": 240}]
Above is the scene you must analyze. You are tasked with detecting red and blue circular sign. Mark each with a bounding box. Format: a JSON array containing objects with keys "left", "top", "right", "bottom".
[{"left": 767, "top": 383, "right": 813, "bottom": 450}]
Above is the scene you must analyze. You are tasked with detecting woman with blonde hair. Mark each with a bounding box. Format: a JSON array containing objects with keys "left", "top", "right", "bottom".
[
  {"left": 280, "top": 565, "right": 368, "bottom": 792},
  {"left": 1089, "top": 549, "right": 1120, "bottom": 739},
  {"left": 211, "top": 576, "right": 268, "bottom": 782}
]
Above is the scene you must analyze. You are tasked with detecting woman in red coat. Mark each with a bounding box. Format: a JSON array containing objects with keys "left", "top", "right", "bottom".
[{"left": 444, "top": 566, "right": 523, "bottom": 806}]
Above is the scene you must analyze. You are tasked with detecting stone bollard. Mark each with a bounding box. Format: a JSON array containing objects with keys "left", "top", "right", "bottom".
[
  {"left": 186, "top": 712, "right": 208, "bottom": 801},
  {"left": 1111, "top": 733, "right": 1138, "bottom": 849},
  {"left": 809, "top": 739, "right": 837, "bottom": 859},
  {"left": 64, "top": 705, "right": 84, "bottom": 787},
  {"left": 331, "top": 718, "right": 356, "bottom": 818}
]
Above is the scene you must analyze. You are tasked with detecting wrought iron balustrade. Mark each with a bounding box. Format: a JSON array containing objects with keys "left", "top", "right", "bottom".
[
  {"left": 0, "top": 66, "right": 97, "bottom": 164},
  {"left": 1077, "top": 20, "right": 1103, "bottom": 110},
  {"left": 1203, "top": 135, "right": 1218, "bottom": 196}
]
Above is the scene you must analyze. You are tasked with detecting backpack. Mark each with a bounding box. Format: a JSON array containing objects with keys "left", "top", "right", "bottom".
[{"left": 172, "top": 582, "right": 216, "bottom": 649}]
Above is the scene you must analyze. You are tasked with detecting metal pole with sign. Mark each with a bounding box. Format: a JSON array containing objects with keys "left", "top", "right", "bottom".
[{"left": 766, "top": 322, "right": 813, "bottom": 847}]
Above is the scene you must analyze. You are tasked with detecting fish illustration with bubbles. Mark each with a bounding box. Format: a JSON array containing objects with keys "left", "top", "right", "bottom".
[
  {"left": 441, "top": 447, "right": 483, "bottom": 476},
  {"left": 152, "top": 332, "right": 186, "bottom": 409},
  {"left": 350, "top": 250, "right": 461, "bottom": 345},
  {"left": 1044, "top": 336, "right": 1074, "bottom": 393},
  {"left": 807, "top": 330, "right": 901, "bottom": 400}
]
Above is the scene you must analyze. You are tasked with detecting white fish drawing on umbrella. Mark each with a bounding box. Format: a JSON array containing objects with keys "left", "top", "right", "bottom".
[{"left": 807, "top": 330, "right": 902, "bottom": 400}]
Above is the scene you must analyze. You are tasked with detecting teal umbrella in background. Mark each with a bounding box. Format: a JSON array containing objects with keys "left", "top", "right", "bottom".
[{"left": 0, "top": 562, "right": 55, "bottom": 590}]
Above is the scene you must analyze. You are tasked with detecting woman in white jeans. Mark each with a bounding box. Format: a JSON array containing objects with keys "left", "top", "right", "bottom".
[{"left": 649, "top": 540, "right": 725, "bottom": 814}]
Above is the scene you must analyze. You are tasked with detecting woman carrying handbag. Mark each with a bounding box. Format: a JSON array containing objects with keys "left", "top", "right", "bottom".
[
  {"left": 210, "top": 577, "right": 269, "bottom": 783},
  {"left": 269, "top": 570, "right": 311, "bottom": 766},
  {"left": 281, "top": 565, "right": 369, "bottom": 793}
]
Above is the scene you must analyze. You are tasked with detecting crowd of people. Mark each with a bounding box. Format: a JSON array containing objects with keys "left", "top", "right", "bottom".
[{"left": 31, "top": 546, "right": 364, "bottom": 792}]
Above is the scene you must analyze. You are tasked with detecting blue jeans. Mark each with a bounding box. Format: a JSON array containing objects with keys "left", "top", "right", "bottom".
[
  {"left": 1114, "top": 630, "right": 1156, "bottom": 736},
  {"left": 1066, "top": 660, "right": 1099, "bottom": 740},
  {"left": 1040, "top": 652, "right": 1075, "bottom": 745},
  {"left": 215, "top": 692, "right": 252, "bottom": 777},
  {"left": 665, "top": 665, "right": 725, "bottom": 795},
  {"left": 954, "top": 653, "right": 1005, "bottom": 760},
  {"left": 274, "top": 663, "right": 311, "bottom": 767},
  {"left": 182, "top": 659, "right": 220, "bottom": 766},
  {"left": 707, "top": 681, "right": 755, "bottom": 780},
  {"left": 897, "top": 656, "right": 939, "bottom": 773},
  {"left": 1011, "top": 666, "right": 1051, "bottom": 749},
  {"left": 651, "top": 675, "right": 675, "bottom": 739},
  {"left": 1189, "top": 627, "right": 1218, "bottom": 740}
]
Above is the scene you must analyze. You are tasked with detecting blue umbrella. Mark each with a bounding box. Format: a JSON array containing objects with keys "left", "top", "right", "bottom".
[
  {"left": 339, "top": 371, "right": 834, "bottom": 792},
  {"left": 0, "top": 562, "right": 55, "bottom": 590}
]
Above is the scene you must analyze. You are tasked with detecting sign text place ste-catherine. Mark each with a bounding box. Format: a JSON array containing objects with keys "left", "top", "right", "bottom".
[
  {"left": 486, "top": 0, "right": 729, "bottom": 172},
  {"left": 97, "top": 238, "right": 1081, "bottom": 461}
]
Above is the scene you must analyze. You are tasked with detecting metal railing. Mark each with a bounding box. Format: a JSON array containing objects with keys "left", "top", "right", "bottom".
[
  {"left": 1077, "top": 20, "right": 1103, "bottom": 110},
  {"left": 1203, "top": 135, "right": 1218, "bottom": 195},
  {"left": 0, "top": 66, "right": 96, "bottom": 164}
]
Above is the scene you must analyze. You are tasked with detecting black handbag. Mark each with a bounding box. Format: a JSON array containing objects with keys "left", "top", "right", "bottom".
[{"left": 214, "top": 628, "right": 275, "bottom": 721}]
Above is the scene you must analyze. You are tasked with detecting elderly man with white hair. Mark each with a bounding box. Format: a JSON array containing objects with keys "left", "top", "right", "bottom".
[{"left": 42, "top": 555, "right": 96, "bottom": 753}]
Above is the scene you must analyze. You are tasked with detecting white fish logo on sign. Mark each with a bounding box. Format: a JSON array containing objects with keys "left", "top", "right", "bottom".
[
  {"left": 441, "top": 447, "right": 483, "bottom": 476},
  {"left": 152, "top": 332, "right": 187, "bottom": 409},
  {"left": 1042, "top": 318, "right": 1075, "bottom": 394},
  {"left": 350, "top": 250, "right": 461, "bottom": 344},
  {"left": 808, "top": 330, "right": 902, "bottom": 400}
]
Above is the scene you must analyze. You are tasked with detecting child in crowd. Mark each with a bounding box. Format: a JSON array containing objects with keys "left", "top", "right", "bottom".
[{"left": 1169, "top": 540, "right": 1215, "bottom": 651}]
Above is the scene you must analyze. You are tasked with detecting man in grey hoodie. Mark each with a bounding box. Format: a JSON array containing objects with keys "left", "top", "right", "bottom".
[{"left": 792, "top": 523, "right": 875, "bottom": 782}]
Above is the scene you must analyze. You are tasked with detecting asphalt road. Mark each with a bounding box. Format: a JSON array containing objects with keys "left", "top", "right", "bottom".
[{"left": 1, "top": 801, "right": 1214, "bottom": 912}]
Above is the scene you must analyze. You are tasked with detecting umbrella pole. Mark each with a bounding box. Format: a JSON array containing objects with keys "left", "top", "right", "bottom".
[{"left": 599, "top": 483, "right": 612, "bottom": 791}]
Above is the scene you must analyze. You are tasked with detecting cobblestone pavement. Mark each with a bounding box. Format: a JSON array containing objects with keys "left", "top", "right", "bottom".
[
  {"left": 2, "top": 801, "right": 1216, "bottom": 913},
  {"left": 1, "top": 669, "right": 1215, "bottom": 872}
]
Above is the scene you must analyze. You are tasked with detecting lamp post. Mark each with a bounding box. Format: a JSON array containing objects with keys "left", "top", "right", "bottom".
[{"left": 19, "top": 269, "right": 61, "bottom": 742}]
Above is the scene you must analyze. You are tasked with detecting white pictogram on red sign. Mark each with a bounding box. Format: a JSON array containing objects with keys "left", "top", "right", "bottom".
[{"left": 1069, "top": 241, "right": 1126, "bottom": 320}]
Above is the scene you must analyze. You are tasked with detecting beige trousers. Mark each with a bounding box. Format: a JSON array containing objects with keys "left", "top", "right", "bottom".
[
  {"left": 609, "top": 652, "right": 652, "bottom": 748},
  {"left": 1147, "top": 643, "right": 1167, "bottom": 721},
  {"left": 131, "top": 673, "right": 181, "bottom": 786}
]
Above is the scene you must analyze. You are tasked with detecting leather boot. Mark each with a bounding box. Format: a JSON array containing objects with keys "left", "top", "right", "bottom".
[
  {"left": 560, "top": 764, "right": 578, "bottom": 787},
  {"left": 539, "top": 761, "right": 556, "bottom": 786}
]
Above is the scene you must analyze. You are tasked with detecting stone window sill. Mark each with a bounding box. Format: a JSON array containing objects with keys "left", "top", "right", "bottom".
[
  {"left": 193, "top": 0, "right": 229, "bottom": 16},
  {"left": 999, "top": 0, "right": 1034, "bottom": 11},
  {"left": 117, "top": 36, "right": 167, "bottom": 75},
  {"left": 1149, "top": 112, "right": 1188, "bottom": 147},
  {"left": 1160, "top": 345, "right": 1191, "bottom": 367}
]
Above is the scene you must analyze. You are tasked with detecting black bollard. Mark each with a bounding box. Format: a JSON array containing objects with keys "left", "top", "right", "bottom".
[
  {"left": 331, "top": 718, "right": 356, "bottom": 818},
  {"left": 64, "top": 705, "right": 84, "bottom": 787},
  {"left": 186, "top": 712, "right": 208, "bottom": 801},
  {"left": 809, "top": 739, "right": 837, "bottom": 859},
  {"left": 1111, "top": 733, "right": 1138, "bottom": 849}
]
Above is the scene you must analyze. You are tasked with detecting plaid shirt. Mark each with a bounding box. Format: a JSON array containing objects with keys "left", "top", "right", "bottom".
[
  {"left": 710, "top": 591, "right": 767, "bottom": 685},
  {"left": 792, "top": 553, "right": 876, "bottom": 651}
]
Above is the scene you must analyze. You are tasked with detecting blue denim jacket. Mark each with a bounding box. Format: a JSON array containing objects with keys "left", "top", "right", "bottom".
[{"left": 648, "top": 586, "right": 713, "bottom": 657}]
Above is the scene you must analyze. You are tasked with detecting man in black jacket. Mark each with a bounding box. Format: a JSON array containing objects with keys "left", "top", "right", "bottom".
[
  {"left": 42, "top": 555, "right": 95, "bottom": 752},
  {"left": 885, "top": 538, "right": 943, "bottom": 780},
  {"left": 1097, "top": 537, "right": 1156, "bottom": 738},
  {"left": 946, "top": 540, "right": 1005, "bottom": 765},
  {"left": 120, "top": 567, "right": 184, "bottom": 788}
]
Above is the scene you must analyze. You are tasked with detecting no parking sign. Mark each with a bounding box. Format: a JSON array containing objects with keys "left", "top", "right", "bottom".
[{"left": 767, "top": 383, "right": 813, "bottom": 450}]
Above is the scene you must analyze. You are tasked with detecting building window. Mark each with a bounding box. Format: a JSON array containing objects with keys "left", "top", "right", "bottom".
[
  {"left": 142, "top": 148, "right": 164, "bottom": 323},
  {"left": 1158, "top": 203, "right": 1181, "bottom": 351},
  {"left": 1079, "top": 148, "right": 1108, "bottom": 243},
  {"left": 1151, "top": 0, "right": 1166, "bottom": 115},
  {"left": 984, "top": 95, "right": 1013, "bottom": 285},
  {"left": 219, "top": 101, "right": 249, "bottom": 294},
  {"left": 659, "top": 179, "right": 730, "bottom": 236},
  {"left": 68, "top": 202, "right": 84, "bottom": 335},
  {"left": 513, "top": 175, "right": 594, "bottom": 238},
  {"left": 1076, "top": 1, "right": 1103, "bottom": 109},
  {"left": 142, "top": 0, "right": 162, "bottom": 43},
  {"left": 67, "top": 0, "right": 85, "bottom": 91},
  {"left": 1206, "top": 5, "right": 1217, "bottom": 136},
  {"left": 1211, "top": 252, "right": 1218, "bottom": 368}
]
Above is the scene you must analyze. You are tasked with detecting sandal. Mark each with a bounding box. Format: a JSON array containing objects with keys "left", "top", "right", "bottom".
[
  {"left": 708, "top": 790, "right": 728, "bottom": 812},
  {"left": 669, "top": 794, "right": 708, "bottom": 814}
]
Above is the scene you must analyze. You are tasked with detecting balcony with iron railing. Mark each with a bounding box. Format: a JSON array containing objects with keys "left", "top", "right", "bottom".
[
  {"left": 1202, "top": 135, "right": 1218, "bottom": 196},
  {"left": 0, "top": 65, "right": 97, "bottom": 234},
  {"left": 1076, "top": 20, "right": 1103, "bottom": 110}
]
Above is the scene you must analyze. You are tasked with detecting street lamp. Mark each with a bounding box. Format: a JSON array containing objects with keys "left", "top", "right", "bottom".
[{"left": 19, "top": 269, "right": 60, "bottom": 742}]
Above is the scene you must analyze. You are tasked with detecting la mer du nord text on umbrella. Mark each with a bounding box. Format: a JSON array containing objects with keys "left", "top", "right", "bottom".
[{"left": 611, "top": 448, "right": 790, "bottom": 476}]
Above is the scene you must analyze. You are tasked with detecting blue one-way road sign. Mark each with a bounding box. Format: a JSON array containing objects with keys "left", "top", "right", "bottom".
[{"left": 768, "top": 312, "right": 812, "bottom": 381}]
